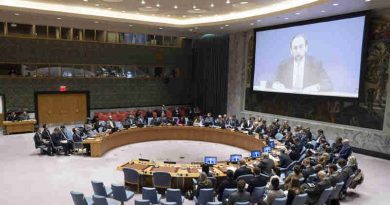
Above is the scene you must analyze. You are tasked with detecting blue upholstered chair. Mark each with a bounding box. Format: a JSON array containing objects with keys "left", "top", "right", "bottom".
[
  {"left": 275, "top": 133, "right": 284, "bottom": 141},
  {"left": 161, "top": 202, "right": 177, "bottom": 205},
  {"left": 135, "top": 199, "right": 150, "bottom": 205},
  {"left": 70, "top": 191, "right": 93, "bottom": 205},
  {"left": 250, "top": 186, "right": 265, "bottom": 204},
  {"left": 166, "top": 188, "right": 185, "bottom": 205},
  {"left": 123, "top": 167, "right": 141, "bottom": 192},
  {"left": 291, "top": 193, "right": 308, "bottom": 205},
  {"left": 329, "top": 182, "right": 344, "bottom": 202},
  {"left": 316, "top": 187, "right": 333, "bottom": 205},
  {"left": 207, "top": 202, "right": 222, "bottom": 205},
  {"left": 237, "top": 174, "right": 254, "bottom": 184},
  {"left": 194, "top": 188, "right": 214, "bottom": 205},
  {"left": 271, "top": 197, "right": 287, "bottom": 205},
  {"left": 91, "top": 180, "right": 113, "bottom": 197},
  {"left": 142, "top": 187, "right": 161, "bottom": 204},
  {"left": 111, "top": 184, "right": 134, "bottom": 205},
  {"left": 92, "top": 195, "right": 116, "bottom": 205},
  {"left": 221, "top": 188, "right": 237, "bottom": 203},
  {"left": 234, "top": 202, "right": 250, "bottom": 205},
  {"left": 152, "top": 172, "right": 172, "bottom": 189}
]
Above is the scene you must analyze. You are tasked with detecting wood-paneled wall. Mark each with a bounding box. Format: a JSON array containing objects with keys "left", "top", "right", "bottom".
[{"left": 37, "top": 93, "right": 87, "bottom": 124}]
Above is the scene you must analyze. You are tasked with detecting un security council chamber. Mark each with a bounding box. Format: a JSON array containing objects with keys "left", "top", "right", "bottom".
[{"left": 0, "top": 0, "right": 389, "bottom": 205}]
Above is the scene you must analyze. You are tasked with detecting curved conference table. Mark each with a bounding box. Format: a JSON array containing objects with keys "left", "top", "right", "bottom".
[{"left": 83, "top": 126, "right": 266, "bottom": 157}]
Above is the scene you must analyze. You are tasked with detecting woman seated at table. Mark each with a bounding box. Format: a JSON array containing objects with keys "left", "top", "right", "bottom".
[
  {"left": 284, "top": 165, "right": 303, "bottom": 189},
  {"left": 286, "top": 178, "right": 303, "bottom": 205},
  {"left": 193, "top": 172, "right": 213, "bottom": 198},
  {"left": 262, "top": 176, "right": 285, "bottom": 205}
]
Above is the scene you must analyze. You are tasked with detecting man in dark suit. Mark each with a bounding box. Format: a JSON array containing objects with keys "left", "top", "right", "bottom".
[
  {"left": 305, "top": 171, "right": 332, "bottom": 205},
  {"left": 234, "top": 160, "right": 253, "bottom": 180},
  {"left": 228, "top": 180, "right": 250, "bottom": 205},
  {"left": 278, "top": 148, "right": 293, "bottom": 168},
  {"left": 272, "top": 34, "right": 333, "bottom": 92},
  {"left": 247, "top": 167, "right": 268, "bottom": 193},
  {"left": 259, "top": 153, "right": 275, "bottom": 176},
  {"left": 216, "top": 170, "right": 237, "bottom": 202},
  {"left": 327, "top": 164, "right": 343, "bottom": 186},
  {"left": 337, "top": 139, "right": 352, "bottom": 160},
  {"left": 301, "top": 158, "right": 315, "bottom": 179}
]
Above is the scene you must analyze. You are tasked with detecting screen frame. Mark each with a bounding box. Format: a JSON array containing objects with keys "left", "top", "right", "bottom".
[
  {"left": 251, "top": 150, "right": 261, "bottom": 158},
  {"left": 251, "top": 11, "right": 369, "bottom": 100},
  {"left": 263, "top": 146, "right": 271, "bottom": 153},
  {"left": 230, "top": 154, "right": 243, "bottom": 162},
  {"left": 204, "top": 156, "right": 217, "bottom": 165}
]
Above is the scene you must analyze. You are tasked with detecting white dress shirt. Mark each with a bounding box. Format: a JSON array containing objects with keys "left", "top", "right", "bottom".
[{"left": 292, "top": 58, "right": 305, "bottom": 89}]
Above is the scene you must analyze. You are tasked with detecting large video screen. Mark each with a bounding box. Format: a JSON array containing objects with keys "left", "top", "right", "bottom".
[{"left": 253, "top": 15, "right": 366, "bottom": 98}]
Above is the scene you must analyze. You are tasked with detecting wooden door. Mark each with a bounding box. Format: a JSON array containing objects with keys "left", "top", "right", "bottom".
[{"left": 37, "top": 93, "right": 87, "bottom": 125}]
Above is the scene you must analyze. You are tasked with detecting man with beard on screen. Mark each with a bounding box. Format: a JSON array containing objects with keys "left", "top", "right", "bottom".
[{"left": 272, "top": 34, "right": 333, "bottom": 92}]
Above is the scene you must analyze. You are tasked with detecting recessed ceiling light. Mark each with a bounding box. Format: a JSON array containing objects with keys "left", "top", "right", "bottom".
[
  {"left": 365, "top": 0, "right": 371, "bottom": 2},
  {"left": 56, "top": 17, "right": 62, "bottom": 20},
  {"left": 189, "top": 28, "right": 193, "bottom": 31},
  {"left": 198, "top": 15, "right": 203, "bottom": 17},
  {"left": 250, "top": 22, "right": 254, "bottom": 26},
  {"left": 225, "top": 24, "right": 229, "bottom": 27},
  {"left": 284, "top": 17, "right": 289, "bottom": 20},
  {"left": 194, "top": 8, "right": 200, "bottom": 11},
  {"left": 141, "top": 0, "right": 146, "bottom": 5},
  {"left": 129, "top": 24, "right": 133, "bottom": 27},
  {"left": 107, "top": 8, "right": 112, "bottom": 10},
  {"left": 220, "top": 26, "right": 224, "bottom": 29},
  {"left": 226, "top": 0, "right": 230, "bottom": 4},
  {"left": 94, "top": 21, "right": 99, "bottom": 23},
  {"left": 240, "top": 1, "right": 248, "bottom": 4},
  {"left": 321, "top": 10, "right": 326, "bottom": 13},
  {"left": 295, "top": 12, "right": 300, "bottom": 15},
  {"left": 210, "top": 3, "right": 214, "bottom": 8},
  {"left": 257, "top": 19, "right": 261, "bottom": 22},
  {"left": 182, "top": 15, "right": 186, "bottom": 17},
  {"left": 156, "top": 3, "right": 160, "bottom": 7},
  {"left": 167, "top": 14, "right": 170, "bottom": 17},
  {"left": 194, "top": 27, "right": 198, "bottom": 30},
  {"left": 174, "top": 4, "right": 178, "bottom": 9},
  {"left": 332, "top": 3, "right": 339, "bottom": 6},
  {"left": 159, "top": 27, "right": 163, "bottom": 30},
  {"left": 193, "top": 5, "right": 196, "bottom": 9},
  {"left": 146, "top": 6, "right": 152, "bottom": 9},
  {"left": 121, "top": 10, "right": 126, "bottom": 13},
  {"left": 95, "top": 4, "right": 99, "bottom": 6},
  {"left": 14, "top": 13, "right": 20, "bottom": 16},
  {"left": 83, "top": 0, "right": 88, "bottom": 2}
]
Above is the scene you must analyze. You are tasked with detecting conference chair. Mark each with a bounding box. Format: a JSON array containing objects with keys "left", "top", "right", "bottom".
[
  {"left": 142, "top": 187, "right": 161, "bottom": 204},
  {"left": 153, "top": 172, "right": 172, "bottom": 190},
  {"left": 165, "top": 188, "right": 185, "bottom": 205},
  {"left": 135, "top": 199, "right": 151, "bottom": 205},
  {"left": 280, "top": 161, "right": 298, "bottom": 178},
  {"left": 327, "top": 182, "right": 344, "bottom": 205},
  {"left": 234, "top": 202, "right": 250, "bottom": 205},
  {"left": 316, "top": 187, "right": 333, "bottom": 205},
  {"left": 111, "top": 184, "right": 135, "bottom": 205},
  {"left": 221, "top": 188, "right": 237, "bottom": 203},
  {"left": 91, "top": 180, "right": 113, "bottom": 197},
  {"left": 194, "top": 188, "right": 214, "bottom": 205},
  {"left": 208, "top": 202, "right": 222, "bottom": 205},
  {"left": 307, "top": 174, "right": 318, "bottom": 183},
  {"left": 344, "top": 174, "right": 356, "bottom": 192},
  {"left": 92, "top": 195, "right": 116, "bottom": 205},
  {"left": 298, "top": 154, "right": 306, "bottom": 163},
  {"left": 49, "top": 134, "right": 64, "bottom": 155},
  {"left": 300, "top": 147, "right": 307, "bottom": 155},
  {"left": 271, "top": 197, "right": 287, "bottom": 205},
  {"left": 237, "top": 174, "right": 254, "bottom": 184},
  {"left": 70, "top": 191, "right": 93, "bottom": 205},
  {"left": 291, "top": 193, "right": 308, "bottom": 205},
  {"left": 161, "top": 202, "right": 177, "bottom": 205},
  {"left": 123, "top": 167, "right": 141, "bottom": 192},
  {"left": 250, "top": 186, "right": 266, "bottom": 204}
]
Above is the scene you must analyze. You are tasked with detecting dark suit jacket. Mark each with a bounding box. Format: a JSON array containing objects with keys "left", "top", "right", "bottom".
[
  {"left": 216, "top": 178, "right": 237, "bottom": 201},
  {"left": 328, "top": 172, "right": 343, "bottom": 187},
  {"left": 302, "top": 166, "right": 315, "bottom": 179},
  {"left": 306, "top": 179, "right": 332, "bottom": 205},
  {"left": 275, "top": 56, "right": 333, "bottom": 91},
  {"left": 338, "top": 144, "right": 352, "bottom": 160},
  {"left": 259, "top": 158, "right": 275, "bottom": 176},
  {"left": 228, "top": 191, "right": 251, "bottom": 205},
  {"left": 234, "top": 166, "right": 253, "bottom": 180},
  {"left": 279, "top": 154, "right": 293, "bottom": 168},
  {"left": 247, "top": 175, "right": 268, "bottom": 193}
]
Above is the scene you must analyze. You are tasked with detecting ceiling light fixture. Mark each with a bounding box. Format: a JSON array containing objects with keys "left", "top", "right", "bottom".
[
  {"left": 365, "top": 0, "right": 371, "bottom": 2},
  {"left": 321, "top": 10, "right": 326, "bottom": 12},
  {"left": 107, "top": 8, "right": 112, "bottom": 10},
  {"left": 257, "top": 19, "right": 261, "bottom": 22},
  {"left": 14, "top": 13, "right": 20, "bottom": 15},
  {"left": 250, "top": 22, "right": 255, "bottom": 26},
  {"left": 156, "top": 3, "right": 160, "bottom": 7},
  {"left": 284, "top": 17, "right": 289, "bottom": 20},
  {"left": 174, "top": 4, "right": 178, "bottom": 9},
  {"left": 141, "top": 0, "right": 146, "bottom": 5},
  {"left": 295, "top": 12, "right": 300, "bottom": 15},
  {"left": 225, "top": 24, "right": 229, "bottom": 27},
  {"left": 210, "top": 3, "right": 214, "bottom": 8},
  {"left": 240, "top": 1, "right": 248, "bottom": 4},
  {"left": 95, "top": 4, "right": 99, "bottom": 6},
  {"left": 159, "top": 27, "right": 163, "bottom": 30},
  {"left": 332, "top": 3, "right": 339, "bottom": 6},
  {"left": 56, "top": 17, "right": 62, "bottom": 20},
  {"left": 129, "top": 24, "right": 133, "bottom": 27},
  {"left": 0, "top": 0, "right": 321, "bottom": 26},
  {"left": 226, "top": 0, "right": 230, "bottom": 4},
  {"left": 83, "top": 0, "right": 88, "bottom": 2},
  {"left": 94, "top": 21, "right": 99, "bottom": 23},
  {"left": 220, "top": 26, "right": 224, "bottom": 29},
  {"left": 193, "top": 5, "right": 196, "bottom": 9}
]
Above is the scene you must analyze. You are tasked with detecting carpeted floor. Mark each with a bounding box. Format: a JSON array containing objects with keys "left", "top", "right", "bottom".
[{"left": 0, "top": 131, "right": 388, "bottom": 205}]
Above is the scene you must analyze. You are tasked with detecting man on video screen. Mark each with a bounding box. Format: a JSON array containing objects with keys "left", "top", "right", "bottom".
[{"left": 272, "top": 34, "right": 333, "bottom": 92}]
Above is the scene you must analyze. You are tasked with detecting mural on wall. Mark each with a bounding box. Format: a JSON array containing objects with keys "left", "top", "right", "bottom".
[{"left": 245, "top": 9, "right": 390, "bottom": 130}]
